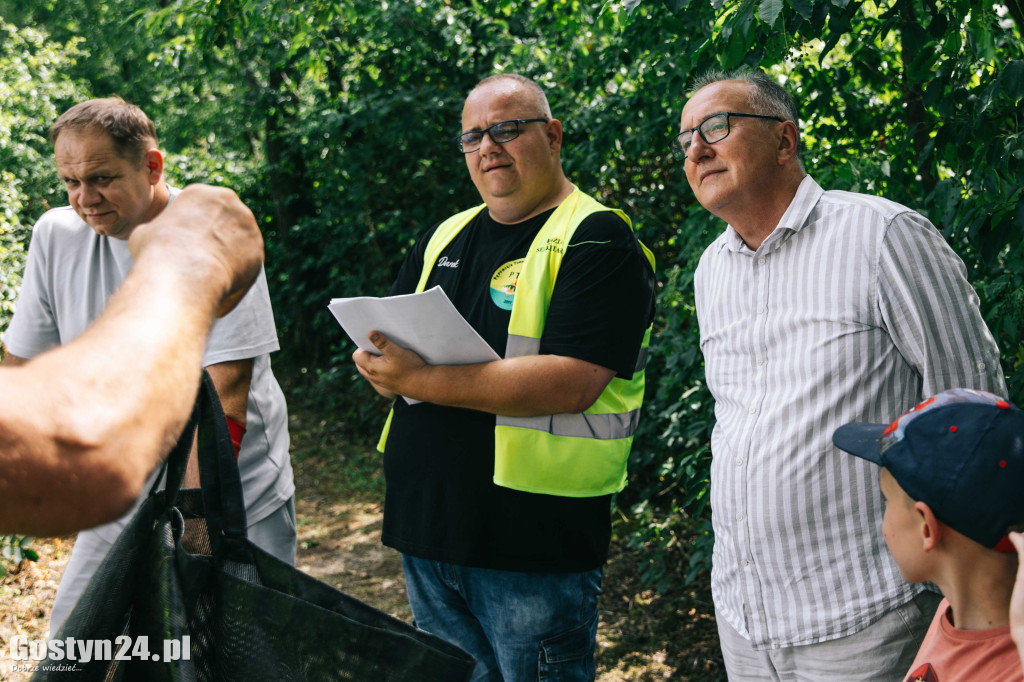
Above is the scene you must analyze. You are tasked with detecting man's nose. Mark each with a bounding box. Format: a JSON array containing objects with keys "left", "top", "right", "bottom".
[
  {"left": 77, "top": 183, "right": 102, "bottom": 206},
  {"left": 687, "top": 132, "right": 714, "bottom": 163},
  {"left": 478, "top": 131, "right": 503, "bottom": 155}
]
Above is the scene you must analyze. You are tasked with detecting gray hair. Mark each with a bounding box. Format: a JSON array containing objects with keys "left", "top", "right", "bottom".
[{"left": 688, "top": 68, "right": 803, "bottom": 163}]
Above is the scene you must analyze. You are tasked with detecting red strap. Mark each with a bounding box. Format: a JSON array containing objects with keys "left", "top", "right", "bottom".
[{"left": 225, "top": 416, "right": 246, "bottom": 460}]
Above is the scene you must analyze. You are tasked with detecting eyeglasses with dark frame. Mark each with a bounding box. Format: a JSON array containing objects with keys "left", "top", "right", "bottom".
[
  {"left": 670, "top": 112, "right": 785, "bottom": 160},
  {"left": 453, "top": 118, "right": 549, "bottom": 154}
]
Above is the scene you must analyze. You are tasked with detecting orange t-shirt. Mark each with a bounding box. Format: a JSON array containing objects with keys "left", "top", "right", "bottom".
[{"left": 904, "top": 598, "right": 1023, "bottom": 682}]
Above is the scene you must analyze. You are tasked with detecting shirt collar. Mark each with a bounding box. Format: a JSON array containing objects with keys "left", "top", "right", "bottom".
[{"left": 721, "top": 175, "right": 823, "bottom": 254}]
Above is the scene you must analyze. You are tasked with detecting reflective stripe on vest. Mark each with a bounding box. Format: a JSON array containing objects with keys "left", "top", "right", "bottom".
[
  {"left": 495, "top": 334, "right": 647, "bottom": 440},
  {"left": 379, "top": 187, "right": 654, "bottom": 497}
]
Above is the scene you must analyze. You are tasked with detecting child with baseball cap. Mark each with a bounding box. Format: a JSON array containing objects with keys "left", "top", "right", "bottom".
[{"left": 833, "top": 387, "right": 1024, "bottom": 681}]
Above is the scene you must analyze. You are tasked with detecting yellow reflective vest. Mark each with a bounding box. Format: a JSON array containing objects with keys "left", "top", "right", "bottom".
[{"left": 379, "top": 187, "right": 654, "bottom": 497}]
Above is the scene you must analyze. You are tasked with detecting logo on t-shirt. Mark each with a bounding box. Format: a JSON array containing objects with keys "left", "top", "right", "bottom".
[
  {"left": 906, "top": 663, "right": 938, "bottom": 682},
  {"left": 490, "top": 259, "right": 523, "bottom": 310}
]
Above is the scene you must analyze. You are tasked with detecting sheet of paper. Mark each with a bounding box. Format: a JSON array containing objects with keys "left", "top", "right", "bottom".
[{"left": 328, "top": 286, "right": 500, "bottom": 404}]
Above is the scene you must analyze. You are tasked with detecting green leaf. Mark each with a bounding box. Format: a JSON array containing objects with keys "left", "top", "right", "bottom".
[
  {"left": 901, "top": 20, "right": 929, "bottom": 54},
  {"left": 927, "top": 13, "right": 948, "bottom": 39},
  {"left": 978, "top": 80, "right": 1000, "bottom": 114},
  {"left": 941, "top": 28, "right": 963, "bottom": 56},
  {"left": 819, "top": 1, "right": 857, "bottom": 61},
  {"left": 790, "top": 0, "right": 814, "bottom": 20},
  {"left": 759, "top": 0, "right": 784, "bottom": 26},
  {"left": 1000, "top": 60, "right": 1024, "bottom": 101},
  {"left": 721, "top": 28, "right": 750, "bottom": 68},
  {"left": 906, "top": 40, "right": 938, "bottom": 85},
  {"left": 969, "top": 21, "right": 997, "bottom": 62}
]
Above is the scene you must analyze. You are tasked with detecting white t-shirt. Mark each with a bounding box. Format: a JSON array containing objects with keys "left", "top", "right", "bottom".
[{"left": 3, "top": 186, "right": 294, "bottom": 529}]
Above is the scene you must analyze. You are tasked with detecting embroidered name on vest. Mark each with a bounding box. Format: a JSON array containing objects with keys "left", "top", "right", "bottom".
[
  {"left": 437, "top": 256, "right": 460, "bottom": 268},
  {"left": 535, "top": 237, "right": 565, "bottom": 254}
]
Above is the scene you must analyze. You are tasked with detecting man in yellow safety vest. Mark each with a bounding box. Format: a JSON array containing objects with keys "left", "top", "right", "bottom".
[{"left": 353, "top": 74, "right": 655, "bottom": 681}]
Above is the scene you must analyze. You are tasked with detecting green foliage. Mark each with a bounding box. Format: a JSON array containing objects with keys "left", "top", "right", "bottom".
[
  {"left": 618, "top": 502, "right": 714, "bottom": 593},
  {"left": 0, "top": 175, "right": 27, "bottom": 333},
  {"left": 0, "top": 19, "right": 87, "bottom": 335},
  {"left": 0, "top": 535, "right": 39, "bottom": 578},
  {"left": 0, "top": 19, "right": 86, "bottom": 565}
]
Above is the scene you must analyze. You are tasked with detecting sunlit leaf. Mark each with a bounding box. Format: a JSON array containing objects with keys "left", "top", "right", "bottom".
[{"left": 758, "top": 0, "right": 784, "bottom": 25}]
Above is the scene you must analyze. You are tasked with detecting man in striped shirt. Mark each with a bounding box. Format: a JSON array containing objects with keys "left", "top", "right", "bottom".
[{"left": 675, "top": 68, "right": 1006, "bottom": 678}]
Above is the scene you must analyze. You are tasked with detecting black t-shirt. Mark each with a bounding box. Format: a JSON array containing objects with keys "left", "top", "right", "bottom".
[{"left": 381, "top": 204, "right": 656, "bottom": 572}]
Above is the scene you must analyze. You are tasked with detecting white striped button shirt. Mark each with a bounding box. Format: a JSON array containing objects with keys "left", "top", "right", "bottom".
[{"left": 694, "top": 176, "right": 1006, "bottom": 649}]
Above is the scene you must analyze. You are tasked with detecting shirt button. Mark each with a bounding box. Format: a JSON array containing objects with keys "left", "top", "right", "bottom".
[
  {"left": 749, "top": 406, "right": 758, "bottom": 414},
  {"left": 977, "top": 361, "right": 986, "bottom": 371},
  {"left": 740, "top": 560, "right": 750, "bottom": 567},
  {"left": 757, "top": 307, "right": 766, "bottom": 315},
  {"left": 758, "top": 257, "right": 766, "bottom": 265},
  {"left": 735, "top": 458, "right": 745, "bottom": 466},
  {"left": 756, "top": 358, "right": 765, "bottom": 366},
  {"left": 735, "top": 513, "right": 745, "bottom": 522}
]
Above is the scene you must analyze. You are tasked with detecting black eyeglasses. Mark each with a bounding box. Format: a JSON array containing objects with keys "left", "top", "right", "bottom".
[
  {"left": 670, "top": 112, "right": 785, "bottom": 160},
  {"left": 453, "top": 118, "right": 549, "bottom": 153}
]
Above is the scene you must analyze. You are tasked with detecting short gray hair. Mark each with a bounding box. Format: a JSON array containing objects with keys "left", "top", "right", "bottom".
[{"left": 688, "top": 68, "right": 803, "bottom": 162}]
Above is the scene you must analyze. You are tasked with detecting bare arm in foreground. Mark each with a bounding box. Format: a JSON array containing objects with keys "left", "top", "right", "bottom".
[{"left": 0, "top": 184, "right": 262, "bottom": 535}]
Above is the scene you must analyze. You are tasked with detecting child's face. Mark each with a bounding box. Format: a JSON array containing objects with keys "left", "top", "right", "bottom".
[{"left": 879, "top": 467, "right": 928, "bottom": 583}]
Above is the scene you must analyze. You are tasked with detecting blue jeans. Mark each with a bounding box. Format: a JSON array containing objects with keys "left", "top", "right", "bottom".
[{"left": 401, "top": 555, "right": 603, "bottom": 682}]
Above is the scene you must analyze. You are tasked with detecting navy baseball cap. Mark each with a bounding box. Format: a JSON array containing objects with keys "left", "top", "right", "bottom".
[{"left": 833, "top": 388, "right": 1024, "bottom": 551}]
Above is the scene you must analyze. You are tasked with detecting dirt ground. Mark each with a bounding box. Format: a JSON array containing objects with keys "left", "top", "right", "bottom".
[{"left": 0, "top": 404, "right": 724, "bottom": 681}]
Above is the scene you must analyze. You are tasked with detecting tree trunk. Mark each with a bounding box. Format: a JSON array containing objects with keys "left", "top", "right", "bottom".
[
  {"left": 264, "top": 64, "right": 323, "bottom": 361},
  {"left": 899, "top": 0, "right": 938, "bottom": 196}
]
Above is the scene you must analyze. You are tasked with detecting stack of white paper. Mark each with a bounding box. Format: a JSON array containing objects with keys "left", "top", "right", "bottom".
[{"left": 328, "top": 286, "right": 500, "bottom": 404}]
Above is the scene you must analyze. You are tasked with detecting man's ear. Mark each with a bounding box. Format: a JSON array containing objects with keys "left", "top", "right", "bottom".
[
  {"left": 546, "top": 118, "right": 564, "bottom": 154},
  {"left": 776, "top": 121, "right": 800, "bottom": 165},
  {"left": 915, "top": 501, "right": 943, "bottom": 552},
  {"left": 144, "top": 149, "right": 164, "bottom": 184}
]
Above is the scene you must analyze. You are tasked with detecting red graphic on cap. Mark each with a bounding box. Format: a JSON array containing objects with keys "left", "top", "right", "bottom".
[
  {"left": 906, "top": 662, "right": 938, "bottom": 682},
  {"left": 882, "top": 397, "right": 937, "bottom": 437},
  {"left": 912, "top": 397, "right": 937, "bottom": 413}
]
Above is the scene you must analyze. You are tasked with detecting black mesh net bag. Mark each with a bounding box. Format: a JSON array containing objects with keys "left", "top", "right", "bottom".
[{"left": 33, "top": 372, "right": 474, "bottom": 681}]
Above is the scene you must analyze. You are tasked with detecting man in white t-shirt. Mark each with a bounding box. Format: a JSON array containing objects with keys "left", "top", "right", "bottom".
[{"left": 1, "top": 97, "right": 295, "bottom": 633}]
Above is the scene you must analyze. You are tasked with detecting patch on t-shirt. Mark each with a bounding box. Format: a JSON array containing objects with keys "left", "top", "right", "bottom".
[{"left": 490, "top": 258, "right": 523, "bottom": 310}]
